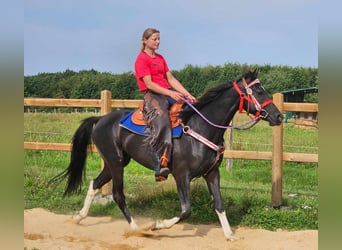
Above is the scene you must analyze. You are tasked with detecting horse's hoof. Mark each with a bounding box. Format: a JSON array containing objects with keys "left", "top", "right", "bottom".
[
  {"left": 150, "top": 222, "right": 157, "bottom": 231},
  {"left": 227, "top": 235, "right": 238, "bottom": 241},
  {"left": 70, "top": 214, "right": 83, "bottom": 224}
]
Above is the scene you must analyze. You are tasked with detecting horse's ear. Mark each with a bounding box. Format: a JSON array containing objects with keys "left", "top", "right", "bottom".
[
  {"left": 242, "top": 68, "right": 251, "bottom": 78},
  {"left": 252, "top": 68, "right": 259, "bottom": 78}
]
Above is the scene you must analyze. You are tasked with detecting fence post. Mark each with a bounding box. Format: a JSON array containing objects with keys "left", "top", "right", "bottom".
[
  {"left": 225, "top": 121, "right": 234, "bottom": 171},
  {"left": 271, "top": 93, "right": 284, "bottom": 207},
  {"left": 100, "top": 90, "right": 112, "bottom": 195}
]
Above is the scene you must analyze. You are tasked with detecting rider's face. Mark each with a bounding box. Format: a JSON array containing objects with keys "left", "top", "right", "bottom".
[{"left": 144, "top": 32, "right": 160, "bottom": 51}]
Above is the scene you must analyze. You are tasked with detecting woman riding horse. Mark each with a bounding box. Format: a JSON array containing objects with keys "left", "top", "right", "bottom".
[
  {"left": 135, "top": 28, "right": 196, "bottom": 181},
  {"left": 51, "top": 68, "right": 283, "bottom": 241}
]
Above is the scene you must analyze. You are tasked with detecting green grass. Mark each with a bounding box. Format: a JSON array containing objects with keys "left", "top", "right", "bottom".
[
  {"left": 231, "top": 114, "right": 318, "bottom": 154},
  {"left": 24, "top": 112, "right": 318, "bottom": 231}
]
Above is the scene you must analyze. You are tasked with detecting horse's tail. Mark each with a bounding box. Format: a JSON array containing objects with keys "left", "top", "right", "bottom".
[{"left": 50, "top": 116, "right": 101, "bottom": 196}]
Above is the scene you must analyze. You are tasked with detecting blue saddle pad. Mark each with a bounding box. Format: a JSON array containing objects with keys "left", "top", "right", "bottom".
[{"left": 119, "top": 111, "right": 183, "bottom": 138}]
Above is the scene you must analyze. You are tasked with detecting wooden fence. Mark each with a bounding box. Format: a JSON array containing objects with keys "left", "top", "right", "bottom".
[{"left": 24, "top": 90, "right": 318, "bottom": 207}]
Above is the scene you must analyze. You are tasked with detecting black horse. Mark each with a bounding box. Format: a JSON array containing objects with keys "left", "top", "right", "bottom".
[{"left": 52, "top": 69, "right": 282, "bottom": 240}]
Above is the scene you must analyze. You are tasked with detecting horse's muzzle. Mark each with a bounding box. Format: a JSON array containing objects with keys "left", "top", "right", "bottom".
[{"left": 268, "top": 113, "right": 283, "bottom": 126}]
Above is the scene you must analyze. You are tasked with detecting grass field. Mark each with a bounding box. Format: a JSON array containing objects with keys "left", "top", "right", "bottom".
[{"left": 24, "top": 112, "right": 318, "bottom": 231}]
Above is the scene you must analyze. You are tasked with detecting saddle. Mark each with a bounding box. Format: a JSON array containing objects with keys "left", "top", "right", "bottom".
[
  {"left": 131, "top": 101, "right": 183, "bottom": 128},
  {"left": 119, "top": 101, "right": 184, "bottom": 138}
]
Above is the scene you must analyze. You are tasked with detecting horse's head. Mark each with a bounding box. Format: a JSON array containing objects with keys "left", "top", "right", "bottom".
[{"left": 234, "top": 68, "right": 283, "bottom": 126}]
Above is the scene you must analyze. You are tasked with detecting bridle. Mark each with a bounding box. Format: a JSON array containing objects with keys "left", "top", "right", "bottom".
[{"left": 233, "top": 78, "right": 273, "bottom": 119}]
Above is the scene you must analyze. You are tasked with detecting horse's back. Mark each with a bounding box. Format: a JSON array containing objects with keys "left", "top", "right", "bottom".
[{"left": 92, "top": 110, "right": 131, "bottom": 144}]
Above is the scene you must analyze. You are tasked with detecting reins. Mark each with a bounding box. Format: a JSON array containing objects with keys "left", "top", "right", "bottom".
[
  {"left": 183, "top": 79, "right": 268, "bottom": 131},
  {"left": 184, "top": 96, "right": 261, "bottom": 130},
  {"left": 180, "top": 79, "right": 274, "bottom": 173}
]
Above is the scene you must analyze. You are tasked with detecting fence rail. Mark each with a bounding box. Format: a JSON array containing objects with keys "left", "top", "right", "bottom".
[
  {"left": 22, "top": 143, "right": 318, "bottom": 162},
  {"left": 24, "top": 90, "right": 318, "bottom": 207},
  {"left": 24, "top": 98, "right": 141, "bottom": 108}
]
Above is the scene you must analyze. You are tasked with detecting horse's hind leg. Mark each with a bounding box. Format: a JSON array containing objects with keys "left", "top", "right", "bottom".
[
  {"left": 152, "top": 177, "right": 191, "bottom": 230},
  {"left": 204, "top": 169, "right": 235, "bottom": 241},
  {"left": 72, "top": 166, "right": 112, "bottom": 223}
]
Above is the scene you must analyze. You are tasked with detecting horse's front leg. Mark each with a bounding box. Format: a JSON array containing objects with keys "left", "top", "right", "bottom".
[
  {"left": 151, "top": 177, "right": 191, "bottom": 230},
  {"left": 204, "top": 168, "right": 235, "bottom": 241},
  {"left": 111, "top": 165, "right": 139, "bottom": 229}
]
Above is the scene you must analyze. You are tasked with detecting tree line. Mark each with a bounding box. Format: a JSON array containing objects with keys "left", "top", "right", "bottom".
[{"left": 24, "top": 63, "right": 318, "bottom": 102}]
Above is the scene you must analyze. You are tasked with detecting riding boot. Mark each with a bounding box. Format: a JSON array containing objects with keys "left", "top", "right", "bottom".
[{"left": 155, "top": 147, "right": 171, "bottom": 181}]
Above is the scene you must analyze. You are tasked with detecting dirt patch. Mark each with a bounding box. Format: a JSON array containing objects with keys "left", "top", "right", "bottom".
[{"left": 24, "top": 208, "right": 317, "bottom": 250}]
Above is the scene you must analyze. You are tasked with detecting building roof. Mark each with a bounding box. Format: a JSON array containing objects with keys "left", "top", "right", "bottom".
[
  {"left": 281, "top": 87, "right": 318, "bottom": 95},
  {"left": 281, "top": 87, "right": 318, "bottom": 102}
]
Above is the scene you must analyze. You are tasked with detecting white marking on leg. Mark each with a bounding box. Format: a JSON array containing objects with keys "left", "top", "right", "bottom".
[
  {"left": 216, "top": 210, "right": 235, "bottom": 241},
  {"left": 129, "top": 217, "right": 139, "bottom": 229},
  {"left": 72, "top": 180, "right": 99, "bottom": 223},
  {"left": 152, "top": 216, "right": 180, "bottom": 230}
]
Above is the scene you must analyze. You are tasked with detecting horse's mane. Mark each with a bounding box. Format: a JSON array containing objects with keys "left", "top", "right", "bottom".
[
  {"left": 180, "top": 82, "right": 233, "bottom": 123},
  {"left": 180, "top": 68, "right": 259, "bottom": 123}
]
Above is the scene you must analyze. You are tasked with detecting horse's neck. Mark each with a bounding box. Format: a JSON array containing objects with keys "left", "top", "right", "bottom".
[{"left": 187, "top": 96, "right": 239, "bottom": 141}]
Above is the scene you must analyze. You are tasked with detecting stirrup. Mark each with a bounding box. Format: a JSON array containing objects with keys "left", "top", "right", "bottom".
[
  {"left": 155, "top": 175, "right": 167, "bottom": 182},
  {"left": 155, "top": 167, "right": 170, "bottom": 182}
]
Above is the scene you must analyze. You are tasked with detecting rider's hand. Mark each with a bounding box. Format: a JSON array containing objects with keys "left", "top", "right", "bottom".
[
  {"left": 169, "top": 91, "right": 186, "bottom": 103},
  {"left": 185, "top": 94, "right": 196, "bottom": 103}
]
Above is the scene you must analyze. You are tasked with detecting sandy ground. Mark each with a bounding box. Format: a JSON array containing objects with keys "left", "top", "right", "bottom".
[{"left": 24, "top": 208, "right": 317, "bottom": 250}]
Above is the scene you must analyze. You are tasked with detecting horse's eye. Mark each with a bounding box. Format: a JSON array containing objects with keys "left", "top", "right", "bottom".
[{"left": 254, "top": 84, "right": 264, "bottom": 93}]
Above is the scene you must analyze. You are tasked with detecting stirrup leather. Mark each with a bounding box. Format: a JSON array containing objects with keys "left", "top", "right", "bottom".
[{"left": 160, "top": 148, "right": 169, "bottom": 167}]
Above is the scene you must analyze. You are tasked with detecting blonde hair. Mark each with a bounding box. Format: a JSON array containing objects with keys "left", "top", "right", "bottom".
[{"left": 140, "top": 28, "right": 160, "bottom": 51}]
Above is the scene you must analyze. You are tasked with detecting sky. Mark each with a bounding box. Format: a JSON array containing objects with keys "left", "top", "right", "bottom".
[{"left": 24, "top": 0, "right": 318, "bottom": 76}]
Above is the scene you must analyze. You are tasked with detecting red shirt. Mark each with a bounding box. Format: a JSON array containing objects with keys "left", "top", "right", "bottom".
[{"left": 134, "top": 52, "right": 171, "bottom": 92}]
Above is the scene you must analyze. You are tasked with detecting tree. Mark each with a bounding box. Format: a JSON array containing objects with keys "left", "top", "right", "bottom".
[
  {"left": 24, "top": 64, "right": 318, "bottom": 100},
  {"left": 110, "top": 72, "right": 139, "bottom": 99}
]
